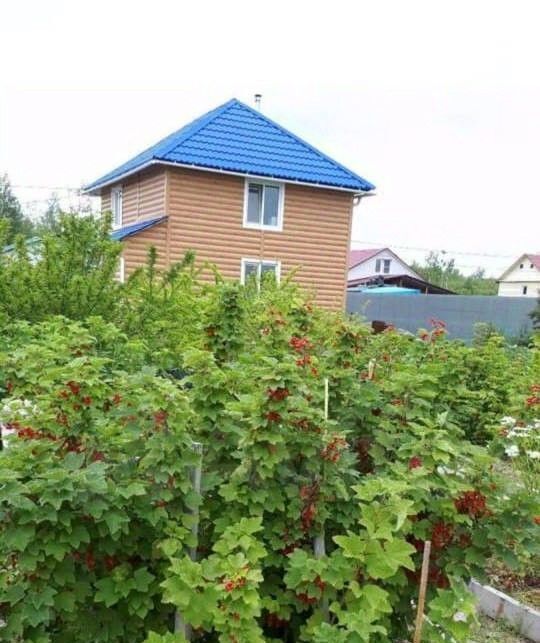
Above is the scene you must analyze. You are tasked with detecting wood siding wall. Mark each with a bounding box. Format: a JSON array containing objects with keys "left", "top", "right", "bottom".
[
  {"left": 117, "top": 167, "right": 353, "bottom": 309},
  {"left": 101, "top": 168, "right": 166, "bottom": 225}
]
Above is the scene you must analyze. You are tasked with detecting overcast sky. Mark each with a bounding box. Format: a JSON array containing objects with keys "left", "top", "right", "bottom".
[{"left": 1, "top": 0, "right": 539, "bottom": 276}]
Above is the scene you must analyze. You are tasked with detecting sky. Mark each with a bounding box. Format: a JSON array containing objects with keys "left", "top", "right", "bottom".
[{"left": 1, "top": 0, "right": 539, "bottom": 277}]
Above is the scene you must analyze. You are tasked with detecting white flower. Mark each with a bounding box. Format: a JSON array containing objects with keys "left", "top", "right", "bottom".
[
  {"left": 436, "top": 465, "right": 465, "bottom": 478},
  {"left": 500, "top": 416, "right": 516, "bottom": 427},
  {"left": 453, "top": 611, "right": 467, "bottom": 622},
  {"left": 505, "top": 445, "right": 519, "bottom": 458},
  {"left": 526, "top": 450, "right": 540, "bottom": 460}
]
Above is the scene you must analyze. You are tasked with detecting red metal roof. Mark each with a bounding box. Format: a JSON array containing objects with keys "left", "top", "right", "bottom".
[
  {"left": 348, "top": 248, "right": 385, "bottom": 269},
  {"left": 528, "top": 254, "right": 540, "bottom": 270}
]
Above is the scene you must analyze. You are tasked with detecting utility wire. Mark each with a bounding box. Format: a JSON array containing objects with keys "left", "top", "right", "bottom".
[{"left": 350, "top": 240, "right": 516, "bottom": 260}]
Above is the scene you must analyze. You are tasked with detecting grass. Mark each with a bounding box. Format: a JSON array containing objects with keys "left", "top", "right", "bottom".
[{"left": 469, "top": 615, "right": 530, "bottom": 642}]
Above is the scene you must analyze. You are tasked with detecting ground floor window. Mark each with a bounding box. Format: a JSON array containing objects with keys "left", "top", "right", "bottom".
[{"left": 240, "top": 258, "right": 280, "bottom": 286}]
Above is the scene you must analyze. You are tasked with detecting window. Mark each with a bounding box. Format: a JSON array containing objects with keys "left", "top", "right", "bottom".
[
  {"left": 111, "top": 187, "right": 123, "bottom": 229},
  {"left": 375, "top": 258, "right": 391, "bottom": 274},
  {"left": 241, "top": 259, "right": 280, "bottom": 286},
  {"left": 523, "top": 285, "right": 528, "bottom": 295},
  {"left": 243, "top": 180, "right": 284, "bottom": 230},
  {"left": 531, "top": 263, "right": 534, "bottom": 269},
  {"left": 519, "top": 263, "right": 524, "bottom": 269}
]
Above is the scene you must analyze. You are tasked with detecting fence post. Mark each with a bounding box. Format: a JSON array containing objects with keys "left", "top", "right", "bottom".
[{"left": 174, "top": 441, "right": 203, "bottom": 641}]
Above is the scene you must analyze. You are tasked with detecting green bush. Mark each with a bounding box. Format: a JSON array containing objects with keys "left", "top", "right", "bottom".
[{"left": 0, "top": 216, "right": 538, "bottom": 642}]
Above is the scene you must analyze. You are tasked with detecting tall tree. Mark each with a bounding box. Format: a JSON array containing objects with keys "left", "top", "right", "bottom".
[
  {"left": 36, "top": 192, "right": 62, "bottom": 234},
  {"left": 412, "top": 252, "right": 497, "bottom": 295},
  {"left": 0, "top": 174, "right": 33, "bottom": 242}
]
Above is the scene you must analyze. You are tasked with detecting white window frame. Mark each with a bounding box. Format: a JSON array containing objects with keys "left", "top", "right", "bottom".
[
  {"left": 240, "top": 258, "right": 281, "bottom": 287},
  {"left": 383, "top": 259, "right": 391, "bottom": 274},
  {"left": 111, "top": 186, "right": 123, "bottom": 229},
  {"left": 242, "top": 179, "right": 284, "bottom": 231}
]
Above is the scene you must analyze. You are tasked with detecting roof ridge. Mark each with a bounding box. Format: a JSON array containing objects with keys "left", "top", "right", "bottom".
[
  {"left": 232, "top": 99, "right": 375, "bottom": 190},
  {"left": 158, "top": 99, "right": 238, "bottom": 160}
]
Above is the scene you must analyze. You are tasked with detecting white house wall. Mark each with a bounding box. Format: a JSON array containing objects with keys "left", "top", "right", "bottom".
[
  {"left": 498, "top": 257, "right": 540, "bottom": 297},
  {"left": 498, "top": 281, "right": 540, "bottom": 298},
  {"left": 348, "top": 250, "right": 419, "bottom": 281}
]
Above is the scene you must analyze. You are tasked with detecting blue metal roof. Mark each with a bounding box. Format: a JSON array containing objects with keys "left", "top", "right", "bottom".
[
  {"left": 110, "top": 216, "right": 167, "bottom": 241},
  {"left": 85, "top": 99, "right": 374, "bottom": 193}
]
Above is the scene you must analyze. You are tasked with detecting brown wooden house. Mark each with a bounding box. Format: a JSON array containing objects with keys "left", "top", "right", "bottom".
[{"left": 84, "top": 99, "right": 374, "bottom": 309}]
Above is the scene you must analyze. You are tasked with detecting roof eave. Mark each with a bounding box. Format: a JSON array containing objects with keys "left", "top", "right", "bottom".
[{"left": 83, "top": 159, "right": 374, "bottom": 196}]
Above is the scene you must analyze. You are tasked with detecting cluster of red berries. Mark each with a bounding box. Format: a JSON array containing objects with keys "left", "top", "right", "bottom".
[
  {"left": 457, "top": 533, "right": 472, "bottom": 548},
  {"left": 431, "top": 521, "right": 454, "bottom": 550},
  {"left": 223, "top": 577, "right": 247, "bottom": 592},
  {"left": 85, "top": 550, "right": 96, "bottom": 571},
  {"left": 526, "top": 394, "right": 539, "bottom": 407},
  {"left": 289, "top": 336, "right": 311, "bottom": 352},
  {"left": 391, "top": 398, "right": 404, "bottom": 406},
  {"left": 313, "top": 575, "right": 326, "bottom": 591},
  {"left": 154, "top": 410, "right": 168, "bottom": 427},
  {"left": 301, "top": 503, "right": 316, "bottom": 531},
  {"left": 430, "top": 318, "right": 446, "bottom": 328},
  {"left": 267, "top": 387, "right": 290, "bottom": 401},
  {"left": 72, "top": 550, "right": 118, "bottom": 572},
  {"left": 265, "top": 613, "right": 289, "bottom": 628},
  {"left": 300, "top": 482, "right": 319, "bottom": 531},
  {"left": 321, "top": 435, "right": 347, "bottom": 463},
  {"left": 16, "top": 426, "right": 56, "bottom": 442},
  {"left": 296, "top": 592, "right": 318, "bottom": 605},
  {"left": 295, "top": 354, "right": 312, "bottom": 368},
  {"left": 533, "top": 516, "right": 540, "bottom": 526},
  {"left": 63, "top": 437, "right": 84, "bottom": 453},
  {"left": 280, "top": 542, "right": 299, "bottom": 556},
  {"left": 265, "top": 411, "right": 281, "bottom": 423},
  {"left": 454, "top": 490, "right": 488, "bottom": 517},
  {"left": 408, "top": 456, "right": 423, "bottom": 470}
]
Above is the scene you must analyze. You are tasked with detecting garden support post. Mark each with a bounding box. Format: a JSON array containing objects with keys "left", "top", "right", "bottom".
[
  {"left": 413, "top": 540, "right": 431, "bottom": 643},
  {"left": 174, "top": 441, "right": 203, "bottom": 641},
  {"left": 314, "top": 379, "right": 330, "bottom": 621}
]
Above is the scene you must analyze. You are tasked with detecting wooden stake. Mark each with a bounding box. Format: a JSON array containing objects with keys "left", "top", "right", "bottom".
[
  {"left": 324, "top": 378, "right": 329, "bottom": 421},
  {"left": 175, "top": 441, "right": 203, "bottom": 641},
  {"left": 314, "top": 380, "right": 330, "bottom": 621},
  {"left": 413, "top": 540, "right": 431, "bottom": 643}
]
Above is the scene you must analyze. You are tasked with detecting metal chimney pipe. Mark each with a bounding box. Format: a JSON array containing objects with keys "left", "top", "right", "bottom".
[{"left": 254, "top": 94, "right": 262, "bottom": 110}]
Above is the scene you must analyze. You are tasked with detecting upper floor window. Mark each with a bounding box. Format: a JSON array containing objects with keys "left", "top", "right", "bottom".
[
  {"left": 241, "top": 258, "right": 281, "bottom": 287},
  {"left": 519, "top": 263, "right": 524, "bottom": 269},
  {"left": 243, "top": 180, "right": 284, "bottom": 231},
  {"left": 375, "top": 258, "right": 391, "bottom": 274},
  {"left": 523, "top": 285, "right": 528, "bottom": 295},
  {"left": 111, "top": 187, "right": 123, "bottom": 229}
]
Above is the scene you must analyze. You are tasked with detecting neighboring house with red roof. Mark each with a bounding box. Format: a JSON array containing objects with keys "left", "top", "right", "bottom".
[
  {"left": 497, "top": 253, "right": 540, "bottom": 297},
  {"left": 348, "top": 248, "right": 454, "bottom": 294},
  {"left": 83, "top": 98, "right": 374, "bottom": 309},
  {"left": 348, "top": 248, "right": 422, "bottom": 282}
]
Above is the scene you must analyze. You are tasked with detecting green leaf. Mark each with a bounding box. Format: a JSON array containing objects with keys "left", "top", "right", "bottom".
[
  {"left": 55, "top": 591, "right": 76, "bottom": 613},
  {"left": 5, "top": 525, "right": 35, "bottom": 551},
  {"left": 119, "top": 482, "right": 146, "bottom": 498},
  {"left": 333, "top": 533, "right": 366, "bottom": 559},
  {"left": 365, "top": 538, "right": 416, "bottom": 579},
  {"left": 133, "top": 567, "right": 155, "bottom": 592}
]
